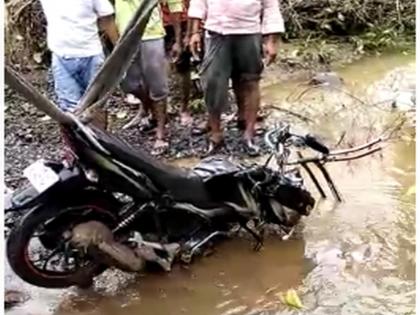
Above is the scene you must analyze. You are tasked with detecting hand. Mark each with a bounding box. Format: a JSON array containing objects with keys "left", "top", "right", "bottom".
[
  {"left": 263, "top": 38, "right": 278, "bottom": 66},
  {"left": 171, "top": 41, "right": 182, "bottom": 62},
  {"left": 189, "top": 33, "right": 202, "bottom": 60},
  {"left": 182, "top": 35, "right": 190, "bottom": 50}
]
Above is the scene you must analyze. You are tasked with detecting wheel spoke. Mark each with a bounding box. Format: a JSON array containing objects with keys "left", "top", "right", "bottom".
[
  {"left": 42, "top": 247, "right": 61, "bottom": 271},
  {"left": 15, "top": 203, "right": 116, "bottom": 284},
  {"left": 63, "top": 244, "right": 76, "bottom": 271}
]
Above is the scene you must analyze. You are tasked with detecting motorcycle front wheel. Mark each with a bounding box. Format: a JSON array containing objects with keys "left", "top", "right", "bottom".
[{"left": 6, "top": 191, "right": 119, "bottom": 289}]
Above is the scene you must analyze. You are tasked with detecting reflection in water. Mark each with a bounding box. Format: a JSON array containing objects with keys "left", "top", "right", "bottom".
[
  {"left": 300, "top": 133, "right": 415, "bottom": 315},
  {"left": 57, "top": 240, "right": 305, "bottom": 315}
]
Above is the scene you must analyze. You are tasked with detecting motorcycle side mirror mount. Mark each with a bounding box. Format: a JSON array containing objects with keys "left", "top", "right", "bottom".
[{"left": 304, "top": 134, "right": 330, "bottom": 155}]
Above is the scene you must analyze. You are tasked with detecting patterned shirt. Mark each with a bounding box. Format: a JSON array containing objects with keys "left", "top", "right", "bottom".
[
  {"left": 115, "top": 0, "right": 183, "bottom": 40},
  {"left": 161, "top": 0, "right": 189, "bottom": 26},
  {"left": 188, "top": 0, "right": 285, "bottom": 35}
]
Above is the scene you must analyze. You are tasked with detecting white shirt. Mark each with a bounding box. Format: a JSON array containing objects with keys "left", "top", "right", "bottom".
[{"left": 40, "top": 0, "right": 114, "bottom": 58}]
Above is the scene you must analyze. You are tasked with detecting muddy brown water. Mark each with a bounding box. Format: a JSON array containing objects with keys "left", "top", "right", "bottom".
[{"left": 6, "top": 53, "right": 415, "bottom": 315}]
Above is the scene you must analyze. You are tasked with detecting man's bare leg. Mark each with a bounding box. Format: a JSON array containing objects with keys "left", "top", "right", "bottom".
[
  {"left": 207, "top": 112, "right": 224, "bottom": 154},
  {"left": 123, "top": 88, "right": 156, "bottom": 130},
  {"left": 241, "top": 80, "right": 260, "bottom": 154},
  {"left": 232, "top": 79, "right": 246, "bottom": 130},
  {"left": 151, "top": 99, "right": 169, "bottom": 154}
]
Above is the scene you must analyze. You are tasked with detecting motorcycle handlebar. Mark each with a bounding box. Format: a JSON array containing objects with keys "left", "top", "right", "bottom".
[
  {"left": 264, "top": 127, "right": 330, "bottom": 155},
  {"left": 303, "top": 134, "right": 330, "bottom": 155}
]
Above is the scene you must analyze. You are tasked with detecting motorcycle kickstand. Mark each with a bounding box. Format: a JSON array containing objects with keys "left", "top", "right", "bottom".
[
  {"left": 181, "top": 231, "right": 230, "bottom": 264},
  {"left": 152, "top": 206, "right": 168, "bottom": 243}
]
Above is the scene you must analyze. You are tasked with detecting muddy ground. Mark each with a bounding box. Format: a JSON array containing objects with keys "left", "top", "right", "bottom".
[{"left": 4, "top": 48, "right": 333, "bottom": 189}]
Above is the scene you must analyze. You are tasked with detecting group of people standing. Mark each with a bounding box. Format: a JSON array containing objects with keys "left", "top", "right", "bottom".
[{"left": 40, "top": 0, "right": 285, "bottom": 155}]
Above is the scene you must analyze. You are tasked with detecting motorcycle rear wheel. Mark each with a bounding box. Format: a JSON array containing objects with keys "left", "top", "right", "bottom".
[{"left": 6, "top": 192, "right": 119, "bottom": 289}]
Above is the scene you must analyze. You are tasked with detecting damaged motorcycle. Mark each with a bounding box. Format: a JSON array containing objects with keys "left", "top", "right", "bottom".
[{"left": 4, "top": 0, "right": 383, "bottom": 289}]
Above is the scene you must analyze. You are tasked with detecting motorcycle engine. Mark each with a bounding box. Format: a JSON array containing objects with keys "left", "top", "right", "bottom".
[{"left": 270, "top": 170, "right": 315, "bottom": 217}]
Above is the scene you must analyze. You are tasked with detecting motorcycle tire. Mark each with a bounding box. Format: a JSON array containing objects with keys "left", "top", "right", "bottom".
[{"left": 6, "top": 191, "right": 119, "bottom": 289}]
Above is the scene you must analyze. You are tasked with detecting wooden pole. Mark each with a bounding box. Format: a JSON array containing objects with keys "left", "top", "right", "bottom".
[{"left": 76, "top": 0, "right": 159, "bottom": 114}]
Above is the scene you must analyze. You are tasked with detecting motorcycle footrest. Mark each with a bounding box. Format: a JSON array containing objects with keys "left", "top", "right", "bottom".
[{"left": 181, "top": 231, "right": 229, "bottom": 263}]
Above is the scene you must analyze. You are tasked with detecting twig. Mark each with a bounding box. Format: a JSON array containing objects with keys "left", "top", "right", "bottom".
[
  {"left": 395, "top": 0, "right": 402, "bottom": 25},
  {"left": 287, "top": 146, "right": 382, "bottom": 165},
  {"left": 265, "top": 105, "right": 314, "bottom": 123},
  {"left": 334, "top": 132, "right": 346, "bottom": 148},
  {"left": 9, "top": 0, "right": 36, "bottom": 21}
]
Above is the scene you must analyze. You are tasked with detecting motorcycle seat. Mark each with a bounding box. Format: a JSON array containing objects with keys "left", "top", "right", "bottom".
[{"left": 90, "top": 127, "right": 216, "bottom": 206}]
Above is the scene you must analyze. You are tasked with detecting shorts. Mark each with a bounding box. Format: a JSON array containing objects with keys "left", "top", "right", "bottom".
[
  {"left": 51, "top": 53, "right": 104, "bottom": 112},
  {"left": 120, "top": 38, "right": 169, "bottom": 102},
  {"left": 200, "top": 32, "right": 263, "bottom": 115}
]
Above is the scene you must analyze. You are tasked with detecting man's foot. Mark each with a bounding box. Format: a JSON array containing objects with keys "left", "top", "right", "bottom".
[
  {"left": 151, "top": 139, "right": 169, "bottom": 156},
  {"left": 255, "top": 123, "right": 266, "bottom": 136},
  {"left": 192, "top": 120, "right": 210, "bottom": 136},
  {"left": 236, "top": 110, "right": 266, "bottom": 130},
  {"left": 139, "top": 118, "right": 157, "bottom": 133},
  {"left": 180, "top": 111, "right": 193, "bottom": 126},
  {"left": 257, "top": 109, "right": 268, "bottom": 122},
  {"left": 241, "top": 138, "right": 260, "bottom": 157},
  {"left": 238, "top": 120, "right": 265, "bottom": 134},
  {"left": 205, "top": 138, "right": 224, "bottom": 156}
]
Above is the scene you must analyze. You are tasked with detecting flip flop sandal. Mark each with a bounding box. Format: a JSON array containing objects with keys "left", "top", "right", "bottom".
[
  {"left": 139, "top": 119, "right": 158, "bottom": 133},
  {"left": 255, "top": 127, "right": 266, "bottom": 136},
  {"left": 180, "top": 114, "right": 194, "bottom": 126},
  {"left": 257, "top": 109, "right": 269, "bottom": 122},
  {"left": 204, "top": 138, "right": 225, "bottom": 157},
  {"left": 151, "top": 141, "right": 169, "bottom": 156},
  {"left": 192, "top": 124, "right": 210, "bottom": 136},
  {"left": 241, "top": 139, "right": 260, "bottom": 157}
]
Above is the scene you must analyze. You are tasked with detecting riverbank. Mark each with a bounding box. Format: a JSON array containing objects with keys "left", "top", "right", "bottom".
[{"left": 6, "top": 0, "right": 415, "bottom": 67}]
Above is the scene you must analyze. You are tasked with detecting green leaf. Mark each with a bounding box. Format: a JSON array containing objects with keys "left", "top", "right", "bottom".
[
  {"left": 277, "top": 289, "right": 304, "bottom": 309},
  {"left": 406, "top": 185, "right": 415, "bottom": 196}
]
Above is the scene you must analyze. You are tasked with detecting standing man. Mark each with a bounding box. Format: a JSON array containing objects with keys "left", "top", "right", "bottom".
[
  {"left": 162, "top": 0, "right": 193, "bottom": 125},
  {"left": 40, "top": 0, "right": 119, "bottom": 112},
  {"left": 115, "top": 0, "right": 183, "bottom": 153},
  {"left": 188, "top": 0, "right": 285, "bottom": 155}
]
